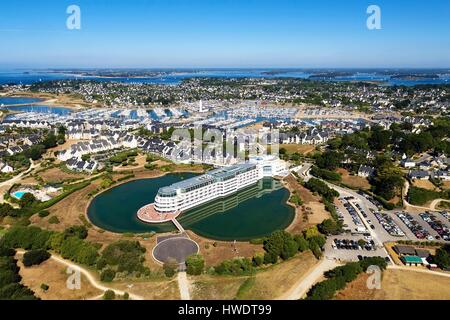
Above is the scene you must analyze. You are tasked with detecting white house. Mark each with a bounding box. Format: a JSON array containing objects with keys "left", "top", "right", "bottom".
[
  {"left": 400, "top": 158, "right": 416, "bottom": 168},
  {"left": 358, "top": 165, "right": 375, "bottom": 178},
  {"left": 0, "top": 163, "right": 14, "bottom": 173}
]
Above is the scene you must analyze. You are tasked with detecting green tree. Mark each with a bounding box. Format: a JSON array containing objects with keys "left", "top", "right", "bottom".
[
  {"left": 185, "top": 254, "right": 204, "bottom": 275},
  {"left": 24, "top": 144, "right": 45, "bottom": 160},
  {"left": 63, "top": 226, "right": 88, "bottom": 240},
  {"left": 100, "top": 269, "right": 116, "bottom": 282},
  {"left": 42, "top": 133, "right": 57, "bottom": 149},
  {"left": 19, "top": 193, "right": 36, "bottom": 208},
  {"left": 103, "top": 290, "right": 115, "bottom": 300},
  {"left": 434, "top": 244, "right": 450, "bottom": 269},
  {"left": 163, "top": 258, "right": 178, "bottom": 277},
  {"left": 22, "top": 250, "right": 50, "bottom": 267}
]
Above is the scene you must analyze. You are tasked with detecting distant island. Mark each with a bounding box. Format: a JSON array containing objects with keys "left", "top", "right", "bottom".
[{"left": 390, "top": 74, "right": 440, "bottom": 80}]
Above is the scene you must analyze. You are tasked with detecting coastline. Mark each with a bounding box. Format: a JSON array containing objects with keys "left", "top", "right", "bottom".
[{"left": 4, "top": 91, "right": 91, "bottom": 110}]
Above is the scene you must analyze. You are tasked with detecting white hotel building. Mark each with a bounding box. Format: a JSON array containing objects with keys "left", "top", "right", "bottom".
[{"left": 154, "top": 156, "right": 288, "bottom": 213}]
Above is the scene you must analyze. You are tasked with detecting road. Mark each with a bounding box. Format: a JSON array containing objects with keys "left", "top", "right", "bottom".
[
  {"left": 292, "top": 163, "right": 312, "bottom": 181},
  {"left": 16, "top": 250, "right": 144, "bottom": 300},
  {"left": 177, "top": 272, "right": 191, "bottom": 300},
  {"left": 278, "top": 258, "right": 340, "bottom": 300}
]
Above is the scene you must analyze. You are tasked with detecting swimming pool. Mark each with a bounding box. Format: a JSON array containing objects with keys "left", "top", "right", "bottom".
[{"left": 12, "top": 191, "right": 27, "bottom": 199}]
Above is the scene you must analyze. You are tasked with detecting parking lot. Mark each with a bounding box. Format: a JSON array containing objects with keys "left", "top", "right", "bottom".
[
  {"left": 419, "top": 212, "right": 450, "bottom": 241},
  {"left": 324, "top": 182, "right": 449, "bottom": 264},
  {"left": 324, "top": 234, "right": 390, "bottom": 262}
]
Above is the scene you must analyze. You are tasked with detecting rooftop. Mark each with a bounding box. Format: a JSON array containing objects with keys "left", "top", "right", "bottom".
[{"left": 158, "top": 163, "right": 257, "bottom": 195}]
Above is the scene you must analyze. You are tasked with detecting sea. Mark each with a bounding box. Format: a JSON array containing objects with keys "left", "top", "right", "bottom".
[{"left": 0, "top": 69, "right": 449, "bottom": 86}]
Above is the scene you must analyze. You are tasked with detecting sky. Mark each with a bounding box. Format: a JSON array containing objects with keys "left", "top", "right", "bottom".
[{"left": 0, "top": 0, "right": 449, "bottom": 68}]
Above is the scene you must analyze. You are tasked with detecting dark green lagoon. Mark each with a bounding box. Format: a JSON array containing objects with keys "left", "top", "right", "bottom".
[{"left": 87, "top": 173, "right": 294, "bottom": 241}]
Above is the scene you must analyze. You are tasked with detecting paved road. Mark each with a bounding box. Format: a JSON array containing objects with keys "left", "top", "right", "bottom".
[
  {"left": 278, "top": 258, "right": 340, "bottom": 300},
  {"left": 17, "top": 250, "right": 144, "bottom": 300},
  {"left": 177, "top": 272, "right": 191, "bottom": 300}
]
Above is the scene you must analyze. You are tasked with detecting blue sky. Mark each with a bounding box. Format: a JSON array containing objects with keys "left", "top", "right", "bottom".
[{"left": 0, "top": 0, "right": 449, "bottom": 68}]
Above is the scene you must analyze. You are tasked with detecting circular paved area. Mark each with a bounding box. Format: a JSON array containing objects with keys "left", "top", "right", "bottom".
[{"left": 152, "top": 237, "right": 199, "bottom": 265}]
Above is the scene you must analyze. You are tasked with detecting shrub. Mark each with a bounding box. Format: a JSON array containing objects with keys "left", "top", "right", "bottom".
[
  {"left": 40, "top": 283, "right": 49, "bottom": 291},
  {"left": 249, "top": 238, "right": 265, "bottom": 245},
  {"left": 100, "top": 240, "right": 147, "bottom": 274},
  {"left": 63, "top": 225, "right": 88, "bottom": 240},
  {"left": 263, "top": 230, "right": 298, "bottom": 262},
  {"left": 305, "top": 256, "right": 387, "bottom": 300},
  {"left": 100, "top": 269, "right": 116, "bottom": 282},
  {"left": 215, "top": 257, "right": 254, "bottom": 276},
  {"left": 163, "top": 258, "right": 178, "bottom": 277},
  {"left": 185, "top": 254, "right": 204, "bottom": 276},
  {"left": 252, "top": 253, "right": 264, "bottom": 267},
  {"left": 434, "top": 244, "right": 450, "bottom": 269},
  {"left": 59, "top": 236, "right": 99, "bottom": 266},
  {"left": 318, "top": 219, "right": 342, "bottom": 235},
  {"left": 408, "top": 187, "right": 444, "bottom": 206},
  {"left": 103, "top": 290, "right": 115, "bottom": 300},
  {"left": 38, "top": 210, "right": 50, "bottom": 218},
  {"left": 48, "top": 216, "right": 60, "bottom": 224},
  {"left": 0, "top": 283, "right": 38, "bottom": 300},
  {"left": 22, "top": 250, "right": 51, "bottom": 267},
  {"left": 0, "top": 226, "right": 53, "bottom": 250},
  {"left": 19, "top": 193, "right": 37, "bottom": 208},
  {"left": 304, "top": 178, "right": 339, "bottom": 202},
  {"left": 311, "top": 166, "right": 342, "bottom": 182},
  {"left": 293, "top": 234, "right": 309, "bottom": 252}
]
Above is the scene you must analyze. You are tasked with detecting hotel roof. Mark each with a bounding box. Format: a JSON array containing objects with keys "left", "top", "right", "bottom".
[{"left": 158, "top": 163, "right": 257, "bottom": 195}]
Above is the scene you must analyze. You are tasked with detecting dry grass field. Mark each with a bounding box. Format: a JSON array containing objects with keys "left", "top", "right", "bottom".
[
  {"left": 38, "top": 167, "right": 86, "bottom": 183},
  {"left": 281, "top": 144, "right": 316, "bottom": 155},
  {"left": 337, "top": 168, "right": 371, "bottom": 190},
  {"left": 108, "top": 278, "right": 181, "bottom": 300},
  {"left": 190, "top": 251, "right": 318, "bottom": 300},
  {"left": 17, "top": 255, "right": 103, "bottom": 300},
  {"left": 335, "top": 269, "right": 450, "bottom": 300},
  {"left": 412, "top": 179, "right": 440, "bottom": 191},
  {"left": 187, "top": 230, "right": 264, "bottom": 267},
  {"left": 284, "top": 175, "right": 330, "bottom": 233}
]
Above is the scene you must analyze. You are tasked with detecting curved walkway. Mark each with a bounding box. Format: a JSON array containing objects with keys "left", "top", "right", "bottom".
[
  {"left": 402, "top": 181, "right": 446, "bottom": 212},
  {"left": 17, "top": 250, "right": 144, "bottom": 300},
  {"left": 278, "top": 258, "right": 340, "bottom": 300},
  {"left": 430, "top": 199, "right": 450, "bottom": 210}
]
